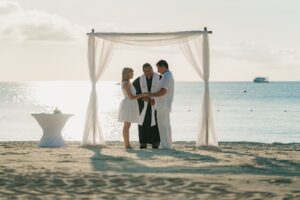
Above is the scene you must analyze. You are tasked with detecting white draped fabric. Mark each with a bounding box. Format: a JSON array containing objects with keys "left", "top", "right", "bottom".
[
  {"left": 90, "top": 31, "right": 204, "bottom": 46},
  {"left": 82, "top": 35, "right": 116, "bottom": 145},
  {"left": 82, "top": 30, "right": 218, "bottom": 147},
  {"left": 179, "top": 34, "right": 218, "bottom": 146}
]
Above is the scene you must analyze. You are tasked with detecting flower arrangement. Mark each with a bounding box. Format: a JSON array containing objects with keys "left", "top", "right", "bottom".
[{"left": 53, "top": 107, "right": 62, "bottom": 114}]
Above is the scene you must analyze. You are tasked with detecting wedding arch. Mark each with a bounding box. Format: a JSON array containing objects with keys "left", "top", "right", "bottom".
[{"left": 82, "top": 28, "right": 218, "bottom": 147}]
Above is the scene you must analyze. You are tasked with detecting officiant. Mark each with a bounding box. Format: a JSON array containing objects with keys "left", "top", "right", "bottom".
[{"left": 133, "top": 63, "right": 161, "bottom": 149}]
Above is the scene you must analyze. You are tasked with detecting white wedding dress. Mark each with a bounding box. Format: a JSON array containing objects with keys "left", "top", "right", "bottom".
[{"left": 118, "top": 81, "right": 139, "bottom": 123}]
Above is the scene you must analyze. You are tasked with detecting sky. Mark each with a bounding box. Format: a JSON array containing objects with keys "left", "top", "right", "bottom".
[{"left": 0, "top": 0, "right": 299, "bottom": 81}]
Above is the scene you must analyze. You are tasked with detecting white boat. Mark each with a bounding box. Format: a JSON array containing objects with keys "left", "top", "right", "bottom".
[{"left": 253, "top": 77, "right": 269, "bottom": 83}]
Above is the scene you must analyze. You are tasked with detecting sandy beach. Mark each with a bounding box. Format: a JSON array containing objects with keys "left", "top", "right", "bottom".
[{"left": 1, "top": 141, "right": 300, "bottom": 199}]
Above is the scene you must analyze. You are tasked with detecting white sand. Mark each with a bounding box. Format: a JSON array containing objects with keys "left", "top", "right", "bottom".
[{"left": 1, "top": 141, "right": 300, "bottom": 199}]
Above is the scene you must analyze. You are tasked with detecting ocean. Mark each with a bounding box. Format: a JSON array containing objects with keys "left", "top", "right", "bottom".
[{"left": 0, "top": 81, "right": 299, "bottom": 143}]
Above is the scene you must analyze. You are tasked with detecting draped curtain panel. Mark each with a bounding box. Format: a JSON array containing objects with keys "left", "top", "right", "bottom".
[
  {"left": 82, "top": 35, "right": 116, "bottom": 145},
  {"left": 179, "top": 34, "right": 218, "bottom": 147},
  {"left": 82, "top": 30, "right": 218, "bottom": 147}
]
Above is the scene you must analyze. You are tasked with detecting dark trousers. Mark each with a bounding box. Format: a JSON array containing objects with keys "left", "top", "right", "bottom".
[{"left": 138, "top": 103, "right": 160, "bottom": 145}]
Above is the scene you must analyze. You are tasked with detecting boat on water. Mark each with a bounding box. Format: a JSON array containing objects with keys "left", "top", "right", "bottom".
[{"left": 253, "top": 77, "right": 269, "bottom": 83}]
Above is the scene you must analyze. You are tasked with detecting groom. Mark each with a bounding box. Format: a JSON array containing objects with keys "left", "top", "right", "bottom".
[
  {"left": 133, "top": 63, "right": 161, "bottom": 149},
  {"left": 145, "top": 60, "right": 174, "bottom": 149}
]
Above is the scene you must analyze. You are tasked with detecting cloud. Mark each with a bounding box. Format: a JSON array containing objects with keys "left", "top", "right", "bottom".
[
  {"left": 0, "top": 0, "right": 85, "bottom": 43},
  {"left": 212, "top": 42, "right": 300, "bottom": 69},
  {"left": 0, "top": 0, "right": 21, "bottom": 15}
]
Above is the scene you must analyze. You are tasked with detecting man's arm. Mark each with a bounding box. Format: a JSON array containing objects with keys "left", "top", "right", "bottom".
[
  {"left": 147, "top": 74, "right": 169, "bottom": 97},
  {"left": 149, "top": 88, "right": 167, "bottom": 97}
]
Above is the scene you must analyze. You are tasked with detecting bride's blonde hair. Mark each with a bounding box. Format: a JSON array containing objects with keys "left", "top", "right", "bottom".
[{"left": 122, "top": 67, "right": 133, "bottom": 82}]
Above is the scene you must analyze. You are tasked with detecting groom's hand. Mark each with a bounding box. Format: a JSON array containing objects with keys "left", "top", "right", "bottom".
[
  {"left": 150, "top": 99, "right": 155, "bottom": 106},
  {"left": 143, "top": 92, "right": 153, "bottom": 97},
  {"left": 142, "top": 97, "right": 150, "bottom": 102}
]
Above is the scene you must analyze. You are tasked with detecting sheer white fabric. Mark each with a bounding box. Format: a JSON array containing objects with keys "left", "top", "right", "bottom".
[
  {"left": 82, "top": 35, "right": 116, "bottom": 145},
  {"left": 180, "top": 34, "right": 218, "bottom": 147},
  {"left": 83, "top": 30, "right": 218, "bottom": 147},
  {"left": 179, "top": 37, "right": 204, "bottom": 79},
  {"left": 92, "top": 31, "right": 204, "bottom": 46}
]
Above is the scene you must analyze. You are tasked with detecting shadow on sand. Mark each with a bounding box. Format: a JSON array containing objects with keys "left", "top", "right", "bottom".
[{"left": 82, "top": 142, "right": 300, "bottom": 176}]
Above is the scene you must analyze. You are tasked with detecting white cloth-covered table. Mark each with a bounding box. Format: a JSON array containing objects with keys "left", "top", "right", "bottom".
[{"left": 31, "top": 114, "right": 73, "bottom": 148}]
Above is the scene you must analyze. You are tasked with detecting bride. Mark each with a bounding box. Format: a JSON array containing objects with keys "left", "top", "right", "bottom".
[{"left": 118, "top": 67, "right": 145, "bottom": 148}]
